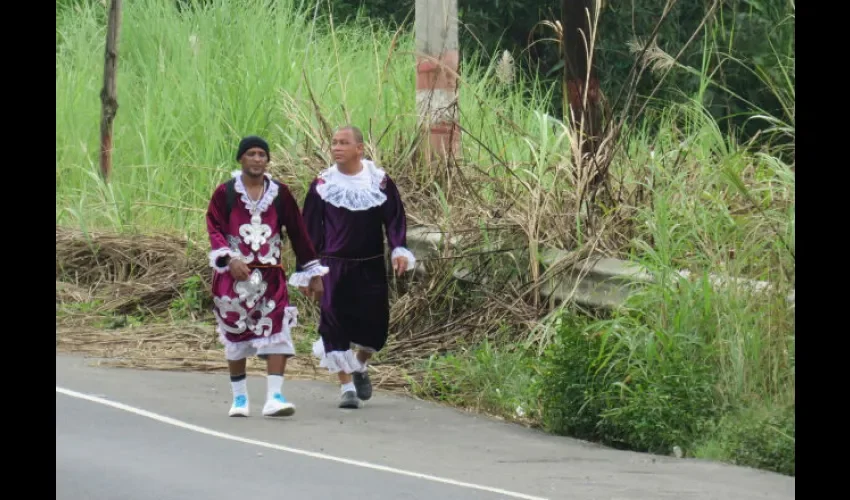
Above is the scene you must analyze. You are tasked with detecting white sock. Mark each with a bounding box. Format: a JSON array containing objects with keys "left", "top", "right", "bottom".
[
  {"left": 355, "top": 351, "right": 370, "bottom": 372},
  {"left": 341, "top": 382, "right": 355, "bottom": 394},
  {"left": 231, "top": 378, "right": 248, "bottom": 399},
  {"left": 267, "top": 375, "right": 283, "bottom": 400}
]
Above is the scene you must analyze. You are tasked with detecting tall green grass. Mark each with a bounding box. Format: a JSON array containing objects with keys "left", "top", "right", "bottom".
[
  {"left": 538, "top": 255, "right": 794, "bottom": 473},
  {"left": 56, "top": 0, "right": 558, "bottom": 235},
  {"left": 56, "top": 0, "right": 793, "bottom": 279},
  {"left": 57, "top": 0, "right": 794, "bottom": 475}
]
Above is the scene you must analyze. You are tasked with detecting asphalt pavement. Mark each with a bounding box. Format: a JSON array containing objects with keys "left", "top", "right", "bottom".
[{"left": 55, "top": 354, "right": 795, "bottom": 500}]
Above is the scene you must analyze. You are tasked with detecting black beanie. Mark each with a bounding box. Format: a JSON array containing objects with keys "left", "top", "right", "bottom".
[{"left": 236, "top": 135, "right": 270, "bottom": 161}]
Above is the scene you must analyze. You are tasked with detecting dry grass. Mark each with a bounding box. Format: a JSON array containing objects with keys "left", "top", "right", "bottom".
[
  {"left": 55, "top": 317, "right": 420, "bottom": 391},
  {"left": 55, "top": 208, "right": 604, "bottom": 373},
  {"left": 54, "top": 226, "right": 315, "bottom": 378},
  {"left": 55, "top": 226, "right": 547, "bottom": 391},
  {"left": 56, "top": 227, "right": 210, "bottom": 314},
  {"left": 56, "top": 321, "right": 321, "bottom": 378}
]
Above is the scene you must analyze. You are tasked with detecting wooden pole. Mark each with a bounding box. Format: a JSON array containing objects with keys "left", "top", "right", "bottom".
[
  {"left": 562, "top": 0, "right": 602, "bottom": 154},
  {"left": 415, "top": 0, "right": 460, "bottom": 162},
  {"left": 100, "top": 0, "right": 122, "bottom": 183}
]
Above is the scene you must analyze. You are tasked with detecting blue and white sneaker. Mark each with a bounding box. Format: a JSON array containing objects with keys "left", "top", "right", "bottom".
[
  {"left": 229, "top": 394, "right": 249, "bottom": 417},
  {"left": 263, "top": 393, "right": 295, "bottom": 417}
]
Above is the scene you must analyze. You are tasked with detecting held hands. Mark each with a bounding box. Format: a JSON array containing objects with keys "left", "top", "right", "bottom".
[
  {"left": 391, "top": 256, "right": 408, "bottom": 277},
  {"left": 298, "top": 275, "right": 324, "bottom": 301},
  {"left": 229, "top": 255, "right": 322, "bottom": 302},
  {"left": 228, "top": 258, "right": 251, "bottom": 281}
]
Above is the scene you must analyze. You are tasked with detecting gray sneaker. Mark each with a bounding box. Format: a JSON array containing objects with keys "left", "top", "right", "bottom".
[
  {"left": 353, "top": 370, "right": 372, "bottom": 401},
  {"left": 339, "top": 390, "right": 361, "bottom": 409}
]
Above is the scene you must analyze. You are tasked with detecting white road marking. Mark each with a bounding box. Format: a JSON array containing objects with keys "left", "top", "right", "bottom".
[{"left": 56, "top": 386, "right": 547, "bottom": 500}]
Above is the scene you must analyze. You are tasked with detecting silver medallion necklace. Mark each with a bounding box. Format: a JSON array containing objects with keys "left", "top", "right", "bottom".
[{"left": 239, "top": 177, "right": 272, "bottom": 252}]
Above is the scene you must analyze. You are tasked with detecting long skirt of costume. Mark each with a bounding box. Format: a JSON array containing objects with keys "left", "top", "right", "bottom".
[
  {"left": 301, "top": 160, "right": 416, "bottom": 373},
  {"left": 211, "top": 265, "right": 299, "bottom": 359},
  {"left": 318, "top": 255, "right": 389, "bottom": 349},
  {"left": 206, "top": 172, "right": 327, "bottom": 360}
]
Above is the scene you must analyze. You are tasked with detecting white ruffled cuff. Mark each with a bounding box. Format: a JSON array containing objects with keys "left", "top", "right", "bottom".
[
  {"left": 209, "top": 247, "right": 239, "bottom": 273},
  {"left": 287, "top": 260, "right": 329, "bottom": 287},
  {"left": 391, "top": 247, "right": 416, "bottom": 272}
]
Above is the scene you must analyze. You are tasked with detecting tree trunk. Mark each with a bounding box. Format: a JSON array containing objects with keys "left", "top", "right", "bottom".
[
  {"left": 100, "top": 0, "right": 122, "bottom": 183},
  {"left": 562, "top": 0, "right": 603, "bottom": 157}
]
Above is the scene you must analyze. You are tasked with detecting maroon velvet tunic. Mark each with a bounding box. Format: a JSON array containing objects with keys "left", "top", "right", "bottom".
[
  {"left": 206, "top": 172, "right": 326, "bottom": 354},
  {"left": 301, "top": 161, "right": 414, "bottom": 371}
]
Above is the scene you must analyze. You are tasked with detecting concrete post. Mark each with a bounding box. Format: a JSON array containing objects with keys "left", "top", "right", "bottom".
[{"left": 415, "top": 0, "right": 460, "bottom": 162}]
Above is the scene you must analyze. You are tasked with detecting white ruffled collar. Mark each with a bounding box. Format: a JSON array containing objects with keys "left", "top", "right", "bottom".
[
  {"left": 231, "top": 170, "right": 279, "bottom": 214},
  {"left": 315, "top": 159, "right": 387, "bottom": 211}
]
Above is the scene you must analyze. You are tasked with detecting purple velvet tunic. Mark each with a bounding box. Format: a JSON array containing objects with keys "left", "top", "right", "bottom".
[
  {"left": 302, "top": 161, "right": 413, "bottom": 363},
  {"left": 206, "top": 172, "right": 326, "bottom": 355}
]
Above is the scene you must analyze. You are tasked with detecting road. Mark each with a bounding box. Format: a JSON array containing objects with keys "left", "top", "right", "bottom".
[{"left": 56, "top": 354, "right": 795, "bottom": 500}]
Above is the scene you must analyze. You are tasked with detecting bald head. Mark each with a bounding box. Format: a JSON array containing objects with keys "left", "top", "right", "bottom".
[
  {"left": 331, "top": 125, "right": 365, "bottom": 172},
  {"left": 335, "top": 125, "right": 364, "bottom": 144}
]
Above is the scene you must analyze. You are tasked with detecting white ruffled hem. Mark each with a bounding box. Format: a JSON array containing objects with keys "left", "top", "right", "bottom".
[
  {"left": 287, "top": 261, "right": 329, "bottom": 288},
  {"left": 312, "top": 339, "right": 366, "bottom": 374},
  {"left": 209, "top": 247, "right": 239, "bottom": 273},
  {"left": 391, "top": 247, "right": 416, "bottom": 271}
]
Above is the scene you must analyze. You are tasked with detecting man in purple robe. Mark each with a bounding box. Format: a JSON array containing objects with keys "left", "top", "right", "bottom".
[
  {"left": 302, "top": 126, "right": 416, "bottom": 409},
  {"left": 206, "top": 135, "right": 327, "bottom": 418}
]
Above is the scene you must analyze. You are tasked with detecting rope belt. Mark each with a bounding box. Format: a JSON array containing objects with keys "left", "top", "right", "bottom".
[
  {"left": 320, "top": 254, "right": 385, "bottom": 262},
  {"left": 247, "top": 263, "right": 284, "bottom": 270},
  {"left": 244, "top": 255, "right": 386, "bottom": 272}
]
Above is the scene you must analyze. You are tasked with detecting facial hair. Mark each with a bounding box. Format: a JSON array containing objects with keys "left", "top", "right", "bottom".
[{"left": 242, "top": 164, "right": 266, "bottom": 179}]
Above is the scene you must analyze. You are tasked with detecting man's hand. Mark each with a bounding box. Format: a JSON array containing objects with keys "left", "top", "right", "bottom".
[
  {"left": 391, "top": 256, "right": 408, "bottom": 277},
  {"left": 229, "top": 259, "right": 250, "bottom": 281},
  {"left": 307, "top": 275, "right": 324, "bottom": 301}
]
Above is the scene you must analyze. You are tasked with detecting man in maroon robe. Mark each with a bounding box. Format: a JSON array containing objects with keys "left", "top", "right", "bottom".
[
  {"left": 302, "top": 126, "right": 416, "bottom": 408},
  {"left": 206, "top": 135, "right": 327, "bottom": 418}
]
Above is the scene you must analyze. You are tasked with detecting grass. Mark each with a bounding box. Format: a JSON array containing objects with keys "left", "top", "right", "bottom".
[
  {"left": 410, "top": 338, "right": 542, "bottom": 424},
  {"left": 56, "top": 0, "right": 556, "bottom": 235},
  {"left": 56, "top": 0, "right": 794, "bottom": 476}
]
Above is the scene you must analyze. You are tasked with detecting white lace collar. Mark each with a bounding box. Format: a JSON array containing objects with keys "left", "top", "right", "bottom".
[
  {"left": 315, "top": 159, "right": 387, "bottom": 211},
  {"left": 231, "top": 170, "right": 279, "bottom": 214}
]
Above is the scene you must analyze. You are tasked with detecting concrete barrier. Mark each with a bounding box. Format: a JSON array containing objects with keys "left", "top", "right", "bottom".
[{"left": 406, "top": 226, "right": 795, "bottom": 312}]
